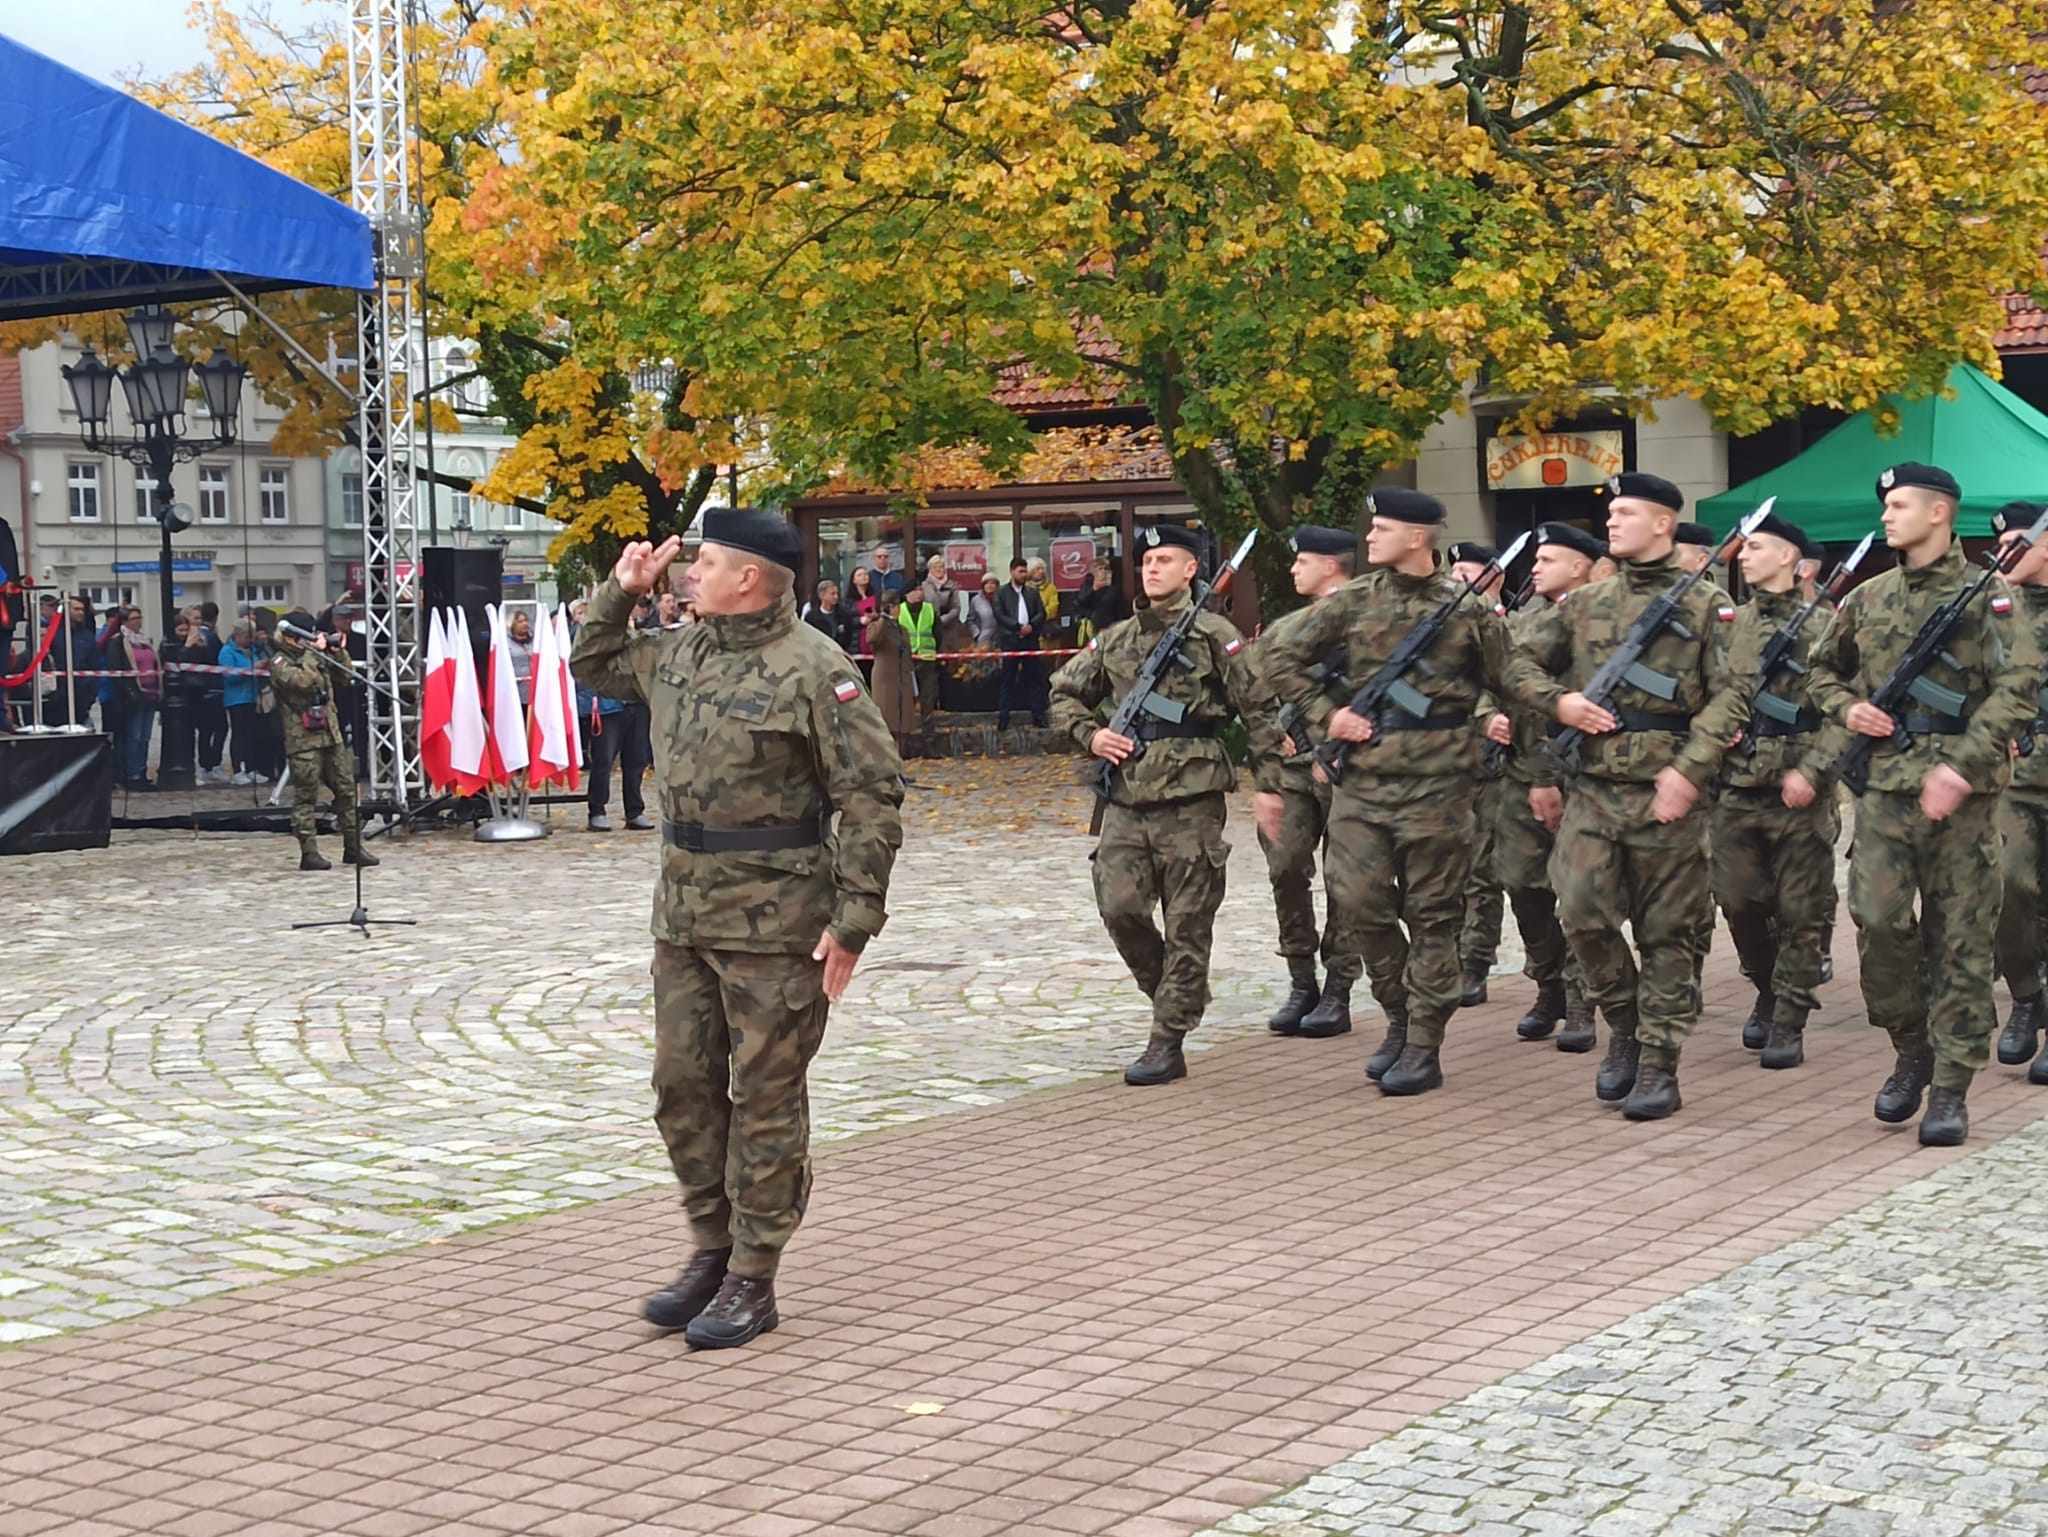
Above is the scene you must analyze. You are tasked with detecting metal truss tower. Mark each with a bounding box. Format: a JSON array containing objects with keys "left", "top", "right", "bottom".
[{"left": 346, "top": 0, "right": 424, "bottom": 806}]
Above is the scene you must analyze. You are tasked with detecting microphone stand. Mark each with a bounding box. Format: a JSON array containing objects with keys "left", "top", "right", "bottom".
[{"left": 281, "top": 634, "right": 418, "bottom": 938}]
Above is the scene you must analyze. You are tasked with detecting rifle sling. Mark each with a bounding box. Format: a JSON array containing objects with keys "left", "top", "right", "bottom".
[
  {"left": 1376, "top": 710, "right": 1470, "bottom": 734},
  {"left": 1133, "top": 718, "right": 1219, "bottom": 742},
  {"left": 1899, "top": 712, "right": 1969, "bottom": 737},
  {"left": 1750, "top": 708, "right": 1822, "bottom": 739},
  {"left": 1614, "top": 708, "right": 1694, "bottom": 735}
]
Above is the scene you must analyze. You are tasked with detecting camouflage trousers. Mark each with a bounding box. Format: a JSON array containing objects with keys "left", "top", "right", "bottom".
[
  {"left": 1093, "top": 793, "right": 1229, "bottom": 1038},
  {"left": 1325, "top": 773, "right": 1475, "bottom": 1049},
  {"left": 1848, "top": 790, "right": 2001, "bottom": 1091},
  {"left": 1996, "top": 789, "right": 2048, "bottom": 995},
  {"left": 1255, "top": 774, "right": 1361, "bottom": 981},
  {"left": 1493, "top": 782, "right": 1582, "bottom": 993},
  {"left": 1459, "top": 776, "right": 1506, "bottom": 972},
  {"left": 1552, "top": 776, "right": 1713, "bottom": 1058},
  {"left": 285, "top": 741, "right": 359, "bottom": 843},
  {"left": 1689, "top": 792, "right": 1720, "bottom": 988},
  {"left": 1711, "top": 788, "right": 1840, "bottom": 1022},
  {"left": 650, "top": 942, "right": 830, "bottom": 1279}
]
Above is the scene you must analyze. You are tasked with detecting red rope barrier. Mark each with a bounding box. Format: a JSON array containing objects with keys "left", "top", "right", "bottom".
[{"left": 0, "top": 616, "right": 63, "bottom": 689}]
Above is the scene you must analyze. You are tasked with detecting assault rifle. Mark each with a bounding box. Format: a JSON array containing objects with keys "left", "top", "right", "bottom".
[
  {"left": 1546, "top": 502, "right": 1774, "bottom": 774},
  {"left": 1276, "top": 660, "right": 1352, "bottom": 764},
  {"left": 1742, "top": 531, "right": 1875, "bottom": 756},
  {"left": 1835, "top": 503, "right": 2048, "bottom": 794},
  {"left": 1480, "top": 571, "right": 1539, "bottom": 776},
  {"left": 1314, "top": 530, "right": 1531, "bottom": 786},
  {"left": 1090, "top": 529, "right": 1258, "bottom": 834}
]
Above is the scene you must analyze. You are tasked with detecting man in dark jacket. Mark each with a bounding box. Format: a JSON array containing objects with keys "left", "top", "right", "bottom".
[{"left": 994, "top": 557, "right": 1048, "bottom": 729}]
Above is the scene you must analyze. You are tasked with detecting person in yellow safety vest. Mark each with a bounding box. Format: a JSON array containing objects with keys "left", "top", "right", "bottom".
[{"left": 899, "top": 580, "right": 942, "bottom": 723}]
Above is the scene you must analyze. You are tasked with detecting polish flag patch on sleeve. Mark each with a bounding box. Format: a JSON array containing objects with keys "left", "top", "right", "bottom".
[
  {"left": 833, "top": 679, "right": 860, "bottom": 703},
  {"left": 1717, "top": 605, "right": 1737, "bottom": 624},
  {"left": 1224, "top": 637, "right": 1244, "bottom": 656},
  {"left": 1993, "top": 594, "right": 2014, "bottom": 616}
]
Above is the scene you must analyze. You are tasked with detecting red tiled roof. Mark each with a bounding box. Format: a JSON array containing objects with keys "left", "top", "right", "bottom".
[
  {"left": 990, "top": 356, "right": 1130, "bottom": 413},
  {"left": 1997, "top": 291, "right": 2048, "bottom": 353}
]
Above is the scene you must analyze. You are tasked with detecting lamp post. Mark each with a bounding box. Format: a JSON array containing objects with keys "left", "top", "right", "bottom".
[{"left": 63, "top": 305, "right": 247, "bottom": 788}]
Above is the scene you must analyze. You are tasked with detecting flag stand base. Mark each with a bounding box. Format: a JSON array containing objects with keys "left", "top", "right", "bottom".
[{"left": 473, "top": 817, "right": 548, "bottom": 842}]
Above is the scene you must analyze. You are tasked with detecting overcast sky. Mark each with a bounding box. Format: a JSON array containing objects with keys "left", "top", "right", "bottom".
[{"left": 5, "top": 2, "right": 339, "bottom": 86}]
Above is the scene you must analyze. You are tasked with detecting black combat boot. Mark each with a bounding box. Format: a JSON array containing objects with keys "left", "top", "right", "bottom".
[
  {"left": 342, "top": 838, "right": 381, "bottom": 868},
  {"left": 1268, "top": 958, "right": 1321, "bottom": 1036},
  {"left": 1997, "top": 984, "right": 2043, "bottom": 1065},
  {"left": 1623, "top": 1053, "right": 1682, "bottom": 1121},
  {"left": 2029, "top": 1031, "right": 2048, "bottom": 1085},
  {"left": 1378, "top": 1044, "right": 1443, "bottom": 1096},
  {"left": 1740, "top": 987, "right": 1775, "bottom": 1050},
  {"left": 1363, "top": 1007, "right": 1408, "bottom": 1081},
  {"left": 1759, "top": 1006, "right": 1807, "bottom": 1070},
  {"left": 1515, "top": 977, "right": 1567, "bottom": 1042},
  {"left": 1595, "top": 1010, "right": 1641, "bottom": 1102},
  {"left": 684, "top": 1274, "right": 779, "bottom": 1349},
  {"left": 298, "top": 836, "right": 331, "bottom": 872},
  {"left": 1555, "top": 984, "right": 1597, "bottom": 1053},
  {"left": 643, "top": 1247, "right": 731, "bottom": 1329},
  {"left": 1460, "top": 963, "right": 1489, "bottom": 1008},
  {"left": 1124, "top": 1032, "right": 1187, "bottom": 1086},
  {"left": 1917, "top": 1085, "right": 1969, "bottom": 1147},
  {"left": 1873, "top": 1042, "right": 1935, "bottom": 1123},
  {"left": 1297, "top": 974, "right": 1354, "bottom": 1039}
]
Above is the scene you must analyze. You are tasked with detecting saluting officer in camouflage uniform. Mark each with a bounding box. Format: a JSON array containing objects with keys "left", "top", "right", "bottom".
[
  {"left": 570, "top": 508, "right": 905, "bottom": 1348},
  {"left": 1514, "top": 473, "right": 1758, "bottom": 1121},
  {"left": 1050, "top": 524, "right": 1285, "bottom": 1086},
  {"left": 1985, "top": 503, "right": 2048, "bottom": 1088},
  {"left": 1715, "top": 511, "right": 1842, "bottom": 1070},
  {"left": 1449, "top": 540, "right": 1507, "bottom": 1008},
  {"left": 1807, "top": 464, "right": 2039, "bottom": 1147},
  {"left": 1482, "top": 522, "right": 1602, "bottom": 1049},
  {"left": 268, "top": 609, "right": 376, "bottom": 872},
  {"left": 1267, "top": 489, "right": 1556, "bottom": 1097},
  {"left": 1260, "top": 525, "right": 1365, "bottom": 1039}
]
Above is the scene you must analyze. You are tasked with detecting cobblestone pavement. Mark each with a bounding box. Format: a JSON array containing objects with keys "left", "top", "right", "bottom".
[
  {"left": 1201, "top": 1113, "right": 2048, "bottom": 1537},
  {"left": 4, "top": 757, "right": 1464, "bottom": 1342}
]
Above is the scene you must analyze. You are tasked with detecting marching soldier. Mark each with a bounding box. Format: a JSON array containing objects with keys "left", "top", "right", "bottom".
[
  {"left": 1261, "top": 526, "right": 1365, "bottom": 1038},
  {"left": 1266, "top": 490, "right": 1555, "bottom": 1096},
  {"left": 1449, "top": 540, "right": 1507, "bottom": 1007},
  {"left": 1716, "top": 511, "right": 1842, "bottom": 1069},
  {"left": 1988, "top": 503, "right": 2048, "bottom": 1087},
  {"left": 569, "top": 510, "right": 905, "bottom": 1348},
  {"left": 1483, "top": 523, "right": 1602, "bottom": 1049},
  {"left": 1677, "top": 519, "right": 1736, "bottom": 1013},
  {"left": 1049, "top": 525, "right": 1285, "bottom": 1086},
  {"left": 1513, "top": 473, "right": 1757, "bottom": 1120},
  {"left": 1806, "top": 464, "right": 2039, "bottom": 1146},
  {"left": 269, "top": 609, "right": 376, "bottom": 872}
]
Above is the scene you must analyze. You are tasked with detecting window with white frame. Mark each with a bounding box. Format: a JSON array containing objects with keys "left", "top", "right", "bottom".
[
  {"left": 198, "top": 463, "right": 231, "bottom": 522},
  {"left": 236, "top": 581, "right": 290, "bottom": 607},
  {"left": 133, "top": 473, "right": 162, "bottom": 522},
  {"left": 67, "top": 461, "right": 101, "bottom": 522},
  {"left": 258, "top": 465, "right": 290, "bottom": 524},
  {"left": 83, "top": 584, "right": 138, "bottom": 612},
  {"left": 449, "top": 488, "right": 473, "bottom": 530},
  {"left": 341, "top": 471, "right": 363, "bottom": 528}
]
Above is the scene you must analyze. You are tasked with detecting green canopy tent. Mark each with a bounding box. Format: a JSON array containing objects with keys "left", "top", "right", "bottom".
[{"left": 1697, "top": 364, "right": 2048, "bottom": 542}]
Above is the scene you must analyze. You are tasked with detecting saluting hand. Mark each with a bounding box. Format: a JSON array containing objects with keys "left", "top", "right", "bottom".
[
  {"left": 1920, "top": 764, "right": 1971, "bottom": 823},
  {"left": 1326, "top": 706, "right": 1374, "bottom": 744},
  {"left": 1651, "top": 766, "right": 1699, "bottom": 824},
  {"left": 614, "top": 536, "right": 684, "bottom": 597}
]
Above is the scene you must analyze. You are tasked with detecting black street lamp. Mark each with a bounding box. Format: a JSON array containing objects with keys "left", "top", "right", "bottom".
[{"left": 63, "top": 306, "right": 247, "bottom": 788}]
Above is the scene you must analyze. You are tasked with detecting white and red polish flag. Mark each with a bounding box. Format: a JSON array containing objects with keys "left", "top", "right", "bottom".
[
  {"left": 419, "top": 607, "right": 455, "bottom": 791},
  {"left": 552, "top": 605, "right": 583, "bottom": 789},
  {"left": 482, "top": 603, "right": 531, "bottom": 784},
  {"left": 448, "top": 608, "right": 493, "bottom": 795},
  {"left": 526, "top": 602, "right": 575, "bottom": 790}
]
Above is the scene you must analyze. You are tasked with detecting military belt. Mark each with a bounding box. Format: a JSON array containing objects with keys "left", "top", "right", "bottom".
[
  {"left": 1750, "top": 708, "right": 1822, "bottom": 739},
  {"left": 1377, "top": 710, "right": 1470, "bottom": 734},
  {"left": 1615, "top": 708, "right": 1695, "bottom": 734},
  {"left": 1899, "top": 713, "right": 1968, "bottom": 737},
  {"left": 662, "top": 815, "right": 824, "bottom": 853},
  {"left": 1134, "top": 719, "right": 1218, "bottom": 741}
]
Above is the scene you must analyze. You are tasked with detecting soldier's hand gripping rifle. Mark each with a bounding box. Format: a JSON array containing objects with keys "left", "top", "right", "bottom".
[
  {"left": 1546, "top": 503, "right": 1775, "bottom": 774},
  {"left": 1479, "top": 569, "right": 1540, "bottom": 775},
  {"left": 1313, "top": 531, "right": 1531, "bottom": 787},
  {"left": 1089, "top": 529, "right": 1258, "bottom": 834},
  {"left": 1835, "top": 502, "right": 2048, "bottom": 794},
  {"left": 1742, "top": 532, "right": 1875, "bottom": 756}
]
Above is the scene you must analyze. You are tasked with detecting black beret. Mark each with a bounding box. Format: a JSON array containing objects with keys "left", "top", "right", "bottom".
[
  {"left": 1139, "top": 524, "right": 1203, "bottom": 553},
  {"left": 1749, "top": 511, "right": 1822, "bottom": 561},
  {"left": 1675, "top": 521, "right": 1715, "bottom": 547},
  {"left": 1536, "top": 522, "right": 1605, "bottom": 561},
  {"left": 1447, "top": 541, "right": 1498, "bottom": 566},
  {"left": 1603, "top": 472, "right": 1685, "bottom": 512},
  {"left": 702, "top": 505, "right": 802, "bottom": 572},
  {"left": 1876, "top": 462, "right": 1960, "bottom": 502},
  {"left": 282, "top": 608, "right": 317, "bottom": 632},
  {"left": 1992, "top": 500, "right": 2046, "bottom": 537},
  {"left": 1366, "top": 488, "right": 1445, "bottom": 525},
  {"left": 1289, "top": 524, "right": 1355, "bottom": 557}
]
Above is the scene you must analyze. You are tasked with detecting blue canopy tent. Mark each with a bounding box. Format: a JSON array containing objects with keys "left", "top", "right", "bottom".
[{"left": 0, "top": 31, "right": 373, "bottom": 319}]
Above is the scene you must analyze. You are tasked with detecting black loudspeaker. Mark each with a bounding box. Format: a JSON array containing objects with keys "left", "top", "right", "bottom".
[
  {"left": 422, "top": 545, "right": 503, "bottom": 658},
  {"left": 0, "top": 733, "right": 113, "bottom": 855}
]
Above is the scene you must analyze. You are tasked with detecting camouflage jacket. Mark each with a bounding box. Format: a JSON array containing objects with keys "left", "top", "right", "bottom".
[
  {"left": 1263, "top": 564, "right": 1554, "bottom": 782},
  {"left": 2015, "top": 585, "right": 2048, "bottom": 794},
  {"left": 1049, "top": 590, "right": 1284, "bottom": 805},
  {"left": 1807, "top": 539, "right": 2039, "bottom": 796},
  {"left": 1721, "top": 587, "right": 1842, "bottom": 792},
  {"left": 1257, "top": 600, "right": 1337, "bottom": 791},
  {"left": 569, "top": 578, "right": 905, "bottom": 954},
  {"left": 1514, "top": 551, "right": 1755, "bottom": 788},
  {"left": 268, "top": 643, "right": 348, "bottom": 751},
  {"left": 1498, "top": 598, "right": 1570, "bottom": 788}
]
